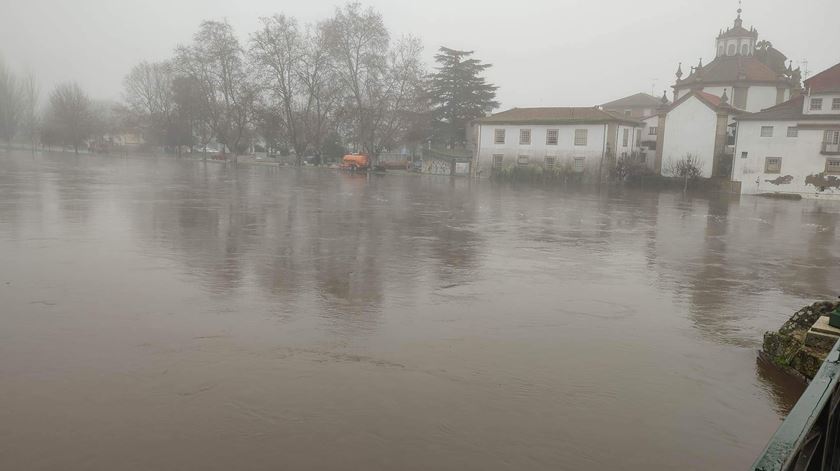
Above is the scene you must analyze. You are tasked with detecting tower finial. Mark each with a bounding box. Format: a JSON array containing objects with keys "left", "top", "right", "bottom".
[
  {"left": 675, "top": 62, "right": 683, "bottom": 80},
  {"left": 735, "top": 0, "right": 743, "bottom": 27}
]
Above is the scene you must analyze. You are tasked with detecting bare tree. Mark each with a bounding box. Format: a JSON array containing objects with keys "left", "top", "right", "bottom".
[
  {"left": 21, "top": 72, "right": 39, "bottom": 153},
  {"left": 171, "top": 76, "right": 208, "bottom": 156},
  {"left": 0, "top": 59, "right": 24, "bottom": 149},
  {"left": 250, "top": 15, "right": 307, "bottom": 163},
  {"left": 299, "top": 24, "right": 341, "bottom": 164},
  {"left": 250, "top": 15, "right": 341, "bottom": 165},
  {"left": 664, "top": 153, "right": 704, "bottom": 192},
  {"left": 175, "top": 20, "right": 255, "bottom": 159},
  {"left": 322, "top": 3, "right": 427, "bottom": 163},
  {"left": 123, "top": 61, "right": 175, "bottom": 150},
  {"left": 44, "top": 82, "right": 93, "bottom": 154}
]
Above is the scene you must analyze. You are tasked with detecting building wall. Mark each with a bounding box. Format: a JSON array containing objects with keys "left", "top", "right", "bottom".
[
  {"left": 639, "top": 115, "right": 659, "bottom": 171},
  {"left": 476, "top": 123, "right": 609, "bottom": 176},
  {"left": 661, "top": 96, "right": 718, "bottom": 178},
  {"left": 732, "top": 119, "right": 840, "bottom": 198},
  {"left": 603, "top": 106, "right": 653, "bottom": 119},
  {"left": 803, "top": 93, "right": 840, "bottom": 115},
  {"left": 745, "top": 85, "right": 784, "bottom": 112},
  {"left": 716, "top": 37, "right": 755, "bottom": 57}
]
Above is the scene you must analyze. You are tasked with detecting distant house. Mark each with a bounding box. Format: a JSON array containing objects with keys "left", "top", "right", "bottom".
[
  {"left": 602, "top": 92, "right": 665, "bottom": 119},
  {"left": 473, "top": 107, "right": 643, "bottom": 178},
  {"left": 731, "top": 62, "right": 840, "bottom": 198}
]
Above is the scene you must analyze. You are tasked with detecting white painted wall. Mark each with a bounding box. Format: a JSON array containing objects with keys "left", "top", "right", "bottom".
[
  {"left": 803, "top": 93, "right": 840, "bottom": 115},
  {"left": 661, "top": 96, "right": 718, "bottom": 178},
  {"left": 732, "top": 119, "right": 840, "bottom": 198},
  {"left": 745, "top": 86, "right": 782, "bottom": 112},
  {"left": 476, "top": 123, "right": 608, "bottom": 176}
]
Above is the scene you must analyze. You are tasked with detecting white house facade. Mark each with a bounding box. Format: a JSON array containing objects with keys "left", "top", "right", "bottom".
[
  {"left": 473, "top": 107, "right": 642, "bottom": 179},
  {"left": 732, "top": 63, "right": 840, "bottom": 198},
  {"left": 656, "top": 90, "right": 742, "bottom": 179}
]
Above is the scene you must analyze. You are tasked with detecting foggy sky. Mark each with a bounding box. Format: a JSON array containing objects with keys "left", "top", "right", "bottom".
[{"left": 1, "top": 0, "right": 838, "bottom": 109}]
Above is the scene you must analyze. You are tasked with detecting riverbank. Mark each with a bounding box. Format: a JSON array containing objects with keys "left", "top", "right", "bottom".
[{"left": 762, "top": 301, "right": 840, "bottom": 380}]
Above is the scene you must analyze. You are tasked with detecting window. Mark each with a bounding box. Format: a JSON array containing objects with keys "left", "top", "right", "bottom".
[
  {"left": 760, "top": 126, "right": 774, "bottom": 137},
  {"left": 494, "top": 129, "right": 505, "bottom": 144},
  {"left": 727, "top": 44, "right": 736, "bottom": 56},
  {"left": 787, "top": 126, "right": 798, "bottom": 137},
  {"left": 519, "top": 129, "right": 531, "bottom": 145},
  {"left": 833, "top": 98, "right": 840, "bottom": 111},
  {"left": 826, "top": 159, "right": 840, "bottom": 174},
  {"left": 811, "top": 98, "right": 823, "bottom": 111},
  {"left": 741, "top": 151, "right": 748, "bottom": 159},
  {"left": 573, "top": 157, "right": 585, "bottom": 172},
  {"left": 649, "top": 126, "right": 658, "bottom": 136},
  {"left": 718, "top": 45, "right": 725, "bottom": 56},
  {"left": 517, "top": 155, "right": 529, "bottom": 166},
  {"left": 741, "top": 44, "right": 749, "bottom": 55},
  {"left": 544, "top": 156, "right": 556, "bottom": 169},
  {"left": 635, "top": 129, "right": 641, "bottom": 145},
  {"left": 825, "top": 130, "right": 840, "bottom": 153},
  {"left": 624, "top": 110, "right": 632, "bottom": 117},
  {"left": 574, "top": 129, "right": 588, "bottom": 146},
  {"left": 622, "top": 128, "right": 629, "bottom": 147},
  {"left": 492, "top": 154, "right": 503, "bottom": 169},
  {"left": 639, "top": 153, "right": 646, "bottom": 163},
  {"left": 764, "top": 157, "right": 782, "bottom": 174},
  {"left": 546, "top": 129, "right": 559, "bottom": 146}
]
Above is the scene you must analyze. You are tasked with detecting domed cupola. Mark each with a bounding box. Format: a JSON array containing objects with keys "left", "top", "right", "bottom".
[{"left": 715, "top": 4, "right": 758, "bottom": 57}]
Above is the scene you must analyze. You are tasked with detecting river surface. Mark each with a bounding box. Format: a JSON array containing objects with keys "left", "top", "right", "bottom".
[{"left": 1, "top": 150, "right": 838, "bottom": 470}]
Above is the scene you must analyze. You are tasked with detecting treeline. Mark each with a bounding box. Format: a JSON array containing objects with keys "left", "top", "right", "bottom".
[{"left": 0, "top": 3, "right": 499, "bottom": 162}]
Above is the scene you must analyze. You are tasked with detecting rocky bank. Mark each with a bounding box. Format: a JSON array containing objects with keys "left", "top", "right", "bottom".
[{"left": 762, "top": 300, "right": 840, "bottom": 380}]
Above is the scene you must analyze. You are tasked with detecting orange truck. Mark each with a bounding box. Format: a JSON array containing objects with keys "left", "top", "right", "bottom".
[{"left": 340, "top": 153, "right": 370, "bottom": 171}]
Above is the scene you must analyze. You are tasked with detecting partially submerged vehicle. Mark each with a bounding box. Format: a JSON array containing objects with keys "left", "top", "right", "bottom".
[{"left": 340, "top": 153, "right": 370, "bottom": 171}]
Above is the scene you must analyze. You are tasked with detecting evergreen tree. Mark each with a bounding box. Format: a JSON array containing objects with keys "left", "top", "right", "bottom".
[{"left": 429, "top": 47, "right": 499, "bottom": 147}]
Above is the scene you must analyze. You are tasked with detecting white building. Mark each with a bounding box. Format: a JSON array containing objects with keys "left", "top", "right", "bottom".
[
  {"left": 657, "top": 90, "right": 744, "bottom": 179},
  {"left": 731, "top": 62, "right": 840, "bottom": 198},
  {"left": 473, "top": 107, "right": 643, "bottom": 179},
  {"left": 671, "top": 7, "right": 800, "bottom": 113},
  {"left": 601, "top": 92, "right": 664, "bottom": 120}
]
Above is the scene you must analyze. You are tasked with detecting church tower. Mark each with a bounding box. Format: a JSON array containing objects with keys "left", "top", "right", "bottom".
[
  {"left": 714, "top": 6, "right": 758, "bottom": 57},
  {"left": 671, "top": 3, "right": 800, "bottom": 112}
]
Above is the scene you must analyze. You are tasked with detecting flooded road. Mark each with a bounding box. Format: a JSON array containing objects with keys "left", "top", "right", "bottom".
[{"left": 1, "top": 151, "right": 838, "bottom": 470}]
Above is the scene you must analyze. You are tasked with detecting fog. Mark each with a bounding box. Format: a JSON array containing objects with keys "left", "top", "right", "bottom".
[
  {"left": 2, "top": 0, "right": 838, "bottom": 107},
  {"left": 3, "top": 1, "right": 840, "bottom": 470}
]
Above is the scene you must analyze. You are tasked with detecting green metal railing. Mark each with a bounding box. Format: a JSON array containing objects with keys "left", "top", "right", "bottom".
[{"left": 753, "top": 339, "right": 840, "bottom": 470}]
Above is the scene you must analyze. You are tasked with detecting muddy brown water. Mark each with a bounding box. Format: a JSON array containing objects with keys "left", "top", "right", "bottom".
[{"left": 1, "top": 151, "right": 837, "bottom": 470}]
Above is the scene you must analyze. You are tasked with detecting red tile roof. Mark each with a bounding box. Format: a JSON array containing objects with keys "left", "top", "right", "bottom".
[
  {"left": 735, "top": 94, "right": 840, "bottom": 122},
  {"left": 804, "top": 62, "right": 840, "bottom": 94},
  {"left": 735, "top": 95, "right": 804, "bottom": 121},
  {"left": 476, "top": 107, "right": 641, "bottom": 125},
  {"left": 601, "top": 92, "right": 664, "bottom": 109},
  {"left": 667, "top": 90, "right": 744, "bottom": 115},
  {"left": 695, "top": 91, "right": 723, "bottom": 107},
  {"left": 676, "top": 56, "right": 789, "bottom": 87}
]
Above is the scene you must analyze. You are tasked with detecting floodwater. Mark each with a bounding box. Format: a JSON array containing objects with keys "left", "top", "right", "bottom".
[{"left": 1, "top": 151, "right": 838, "bottom": 470}]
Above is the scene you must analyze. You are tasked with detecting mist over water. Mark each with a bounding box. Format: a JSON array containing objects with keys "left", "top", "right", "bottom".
[{"left": 1, "top": 151, "right": 838, "bottom": 469}]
